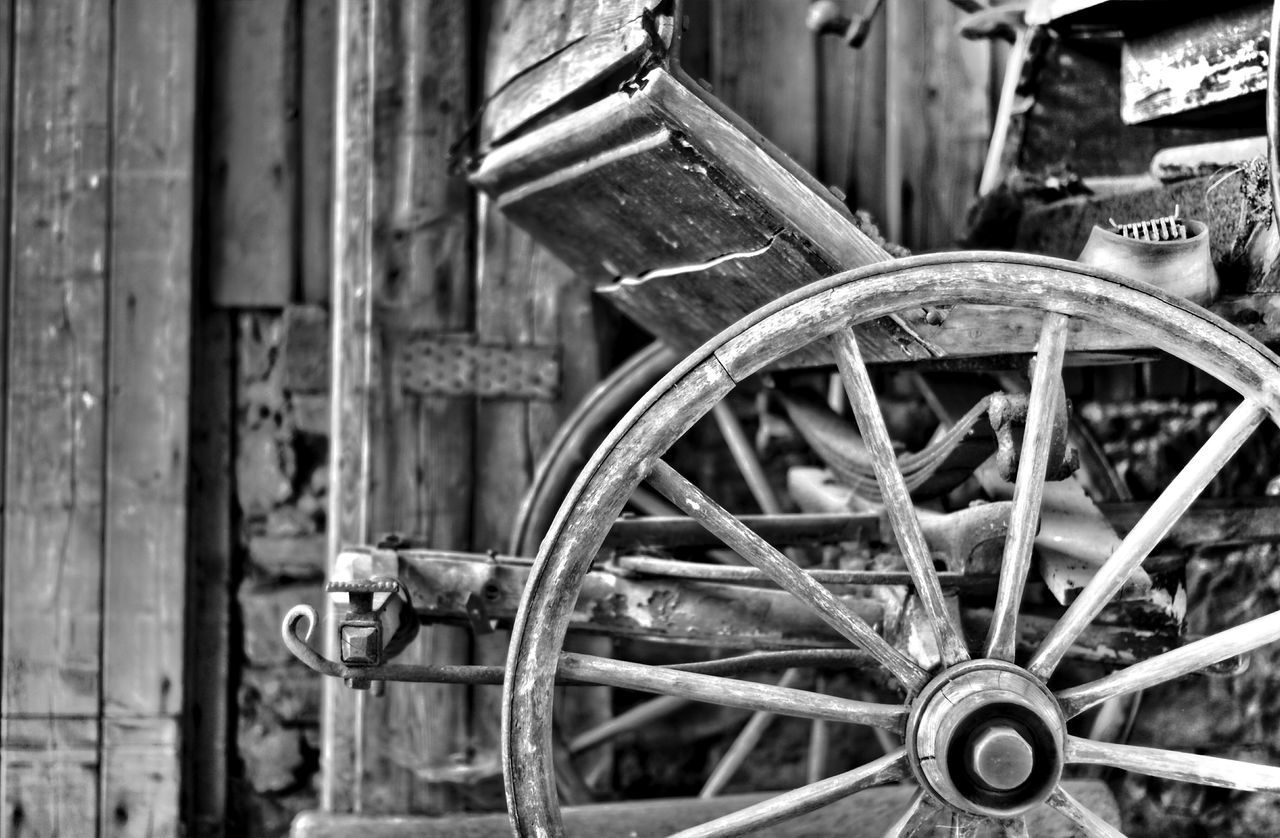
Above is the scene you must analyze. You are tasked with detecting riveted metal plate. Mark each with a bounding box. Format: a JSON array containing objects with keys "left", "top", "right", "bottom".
[{"left": 398, "top": 333, "right": 560, "bottom": 400}]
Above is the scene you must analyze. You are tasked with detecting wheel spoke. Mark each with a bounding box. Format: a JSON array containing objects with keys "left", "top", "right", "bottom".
[
  {"left": 558, "top": 653, "right": 906, "bottom": 730},
  {"left": 986, "top": 311, "right": 1070, "bottom": 661},
  {"left": 700, "top": 669, "right": 803, "bottom": 797},
  {"left": 567, "top": 694, "right": 688, "bottom": 755},
  {"left": 1056, "top": 609, "right": 1280, "bottom": 718},
  {"left": 712, "top": 401, "right": 784, "bottom": 514},
  {"left": 829, "top": 328, "right": 969, "bottom": 667},
  {"left": 1046, "top": 786, "right": 1125, "bottom": 838},
  {"left": 670, "top": 750, "right": 910, "bottom": 838},
  {"left": 806, "top": 679, "right": 830, "bottom": 784},
  {"left": 880, "top": 789, "right": 942, "bottom": 838},
  {"left": 647, "top": 458, "right": 928, "bottom": 690},
  {"left": 1067, "top": 735, "right": 1280, "bottom": 791},
  {"left": 1030, "top": 400, "right": 1267, "bottom": 679}
]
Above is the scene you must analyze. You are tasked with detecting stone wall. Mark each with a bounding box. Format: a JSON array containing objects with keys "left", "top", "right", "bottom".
[{"left": 232, "top": 308, "right": 329, "bottom": 835}]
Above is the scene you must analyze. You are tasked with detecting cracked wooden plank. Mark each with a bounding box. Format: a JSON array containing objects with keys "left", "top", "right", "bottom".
[
  {"left": 474, "top": 68, "right": 931, "bottom": 364},
  {"left": 482, "top": 0, "right": 669, "bottom": 145}
]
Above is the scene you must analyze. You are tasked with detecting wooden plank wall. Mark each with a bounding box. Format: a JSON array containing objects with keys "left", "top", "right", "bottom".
[
  {"left": 0, "top": 1, "right": 197, "bottom": 836},
  {"left": 698, "top": 0, "right": 991, "bottom": 251},
  {"left": 322, "top": 0, "right": 481, "bottom": 817}
]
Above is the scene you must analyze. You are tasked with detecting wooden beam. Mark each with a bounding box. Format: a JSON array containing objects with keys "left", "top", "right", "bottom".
[
  {"left": 322, "top": 0, "right": 377, "bottom": 813},
  {"left": 101, "top": 0, "right": 196, "bottom": 833},
  {"left": 363, "top": 0, "right": 474, "bottom": 813},
  {"left": 299, "top": 0, "right": 337, "bottom": 305},
  {"left": 481, "top": 0, "right": 666, "bottom": 145},
  {"left": 291, "top": 779, "right": 1119, "bottom": 838},
  {"left": 208, "top": 0, "right": 297, "bottom": 307},
  {"left": 3, "top": 0, "right": 110, "bottom": 831}
]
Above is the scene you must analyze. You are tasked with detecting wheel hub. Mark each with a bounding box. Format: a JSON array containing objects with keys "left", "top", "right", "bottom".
[{"left": 907, "top": 660, "right": 1064, "bottom": 817}]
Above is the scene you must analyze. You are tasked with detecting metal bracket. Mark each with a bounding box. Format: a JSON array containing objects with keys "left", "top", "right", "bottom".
[{"left": 397, "top": 333, "right": 560, "bottom": 400}]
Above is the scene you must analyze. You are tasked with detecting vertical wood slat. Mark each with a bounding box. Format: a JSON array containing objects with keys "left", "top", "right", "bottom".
[
  {"left": 2, "top": 720, "right": 99, "bottom": 837},
  {"left": 101, "top": 0, "right": 196, "bottom": 833},
  {"left": 839, "top": 8, "right": 889, "bottom": 226},
  {"left": 300, "top": 0, "right": 337, "bottom": 305},
  {"left": 3, "top": 0, "right": 110, "bottom": 833},
  {"left": 890, "top": 0, "right": 990, "bottom": 250},
  {"left": 470, "top": 0, "right": 611, "bottom": 778},
  {"left": 323, "top": 0, "right": 377, "bottom": 814},
  {"left": 709, "top": 0, "right": 819, "bottom": 175},
  {"left": 208, "top": 0, "right": 297, "bottom": 308},
  {"left": 364, "top": 0, "right": 473, "bottom": 814}
]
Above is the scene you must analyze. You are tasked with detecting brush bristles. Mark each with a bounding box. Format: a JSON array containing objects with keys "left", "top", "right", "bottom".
[{"left": 1108, "top": 204, "right": 1187, "bottom": 241}]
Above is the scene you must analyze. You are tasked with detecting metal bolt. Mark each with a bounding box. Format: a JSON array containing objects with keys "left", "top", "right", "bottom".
[
  {"left": 340, "top": 622, "right": 382, "bottom": 666},
  {"left": 967, "top": 725, "right": 1035, "bottom": 791}
]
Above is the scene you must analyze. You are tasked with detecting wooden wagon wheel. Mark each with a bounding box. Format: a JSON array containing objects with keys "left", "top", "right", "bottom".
[
  {"left": 511, "top": 338, "right": 1135, "bottom": 801},
  {"left": 502, "top": 252, "right": 1280, "bottom": 837}
]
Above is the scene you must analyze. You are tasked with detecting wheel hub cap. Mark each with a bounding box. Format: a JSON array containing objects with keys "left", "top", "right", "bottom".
[{"left": 907, "top": 660, "right": 1064, "bottom": 816}]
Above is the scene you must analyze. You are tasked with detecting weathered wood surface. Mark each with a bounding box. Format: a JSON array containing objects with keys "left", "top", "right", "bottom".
[
  {"left": 358, "top": 1, "right": 475, "bottom": 814},
  {"left": 301, "top": 0, "right": 337, "bottom": 305},
  {"left": 835, "top": 1, "right": 889, "bottom": 220},
  {"left": 3, "top": 0, "right": 110, "bottom": 830},
  {"left": 482, "top": 0, "right": 668, "bottom": 145},
  {"left": 102, "top": 1, "right": 196, "bottom": 833},
  {"left": 1, "top": 0, "right": 196, "bottom": 832},
  {"left": 1067, "top": 735, "right": 1280, "bottom": 791},
  {"left": 2, "top": 719, "right": 99, "bottom": 837},
  {"left": 322, "top": 0, "right": 378, "bottom": 813},
  {"left": 709, "top": 1, "right": 818, "bottom": 174},
  {"left": 890, "top": 0, "right": 989, "bottom": 250},
  {"left": 830, "top": 329, "right": 968, "bottom": 669},
  {"left": 987, "top": 312, "right": 1069, "bottom": 663},
  {"left": 100, "top": 718, "right": 181, "bottom": 838},
  {"left": 468, "top": 207, "right": 607, "bottom": 788},
  {"left": 291, "top": 779, "right": 1119, "bottom": 838},
  {"left": 1121, "top": 2, "right": 1270, "bottom": 125},
  {"left": 207, "top": 0, "right": 296, "bottom": 306}
]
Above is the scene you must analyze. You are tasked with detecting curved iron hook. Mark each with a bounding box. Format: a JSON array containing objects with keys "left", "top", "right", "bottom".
[
  {"left": 281, "top": 603, "right": 510, "bottom": 684},
  {"left": 282, "top": 604, "right": 345, "bottom": 679}
]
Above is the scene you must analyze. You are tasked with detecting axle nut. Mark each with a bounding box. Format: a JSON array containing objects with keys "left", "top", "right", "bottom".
[{"left": 968, "top": 724, "right": 1035, "bottom": 791}]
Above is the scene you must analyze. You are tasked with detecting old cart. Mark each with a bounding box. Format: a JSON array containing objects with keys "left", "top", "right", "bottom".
[{"left": 288, "top": 2, "right": 1280, "bottom": 836}]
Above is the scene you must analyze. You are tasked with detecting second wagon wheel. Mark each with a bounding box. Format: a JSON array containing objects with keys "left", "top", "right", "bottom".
[{"left": 501, "top": 252, "right": 1280, "bottom": 837}]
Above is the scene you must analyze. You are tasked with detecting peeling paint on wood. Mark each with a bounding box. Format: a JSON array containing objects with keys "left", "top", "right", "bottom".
[{"left": 1122, "top": 2, "right": 1270, "bottom": 125}]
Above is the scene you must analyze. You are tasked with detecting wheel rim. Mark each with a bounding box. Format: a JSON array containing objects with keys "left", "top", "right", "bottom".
[{"left": 503, "top": 252, "right": 1280, "bottom": 837}]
